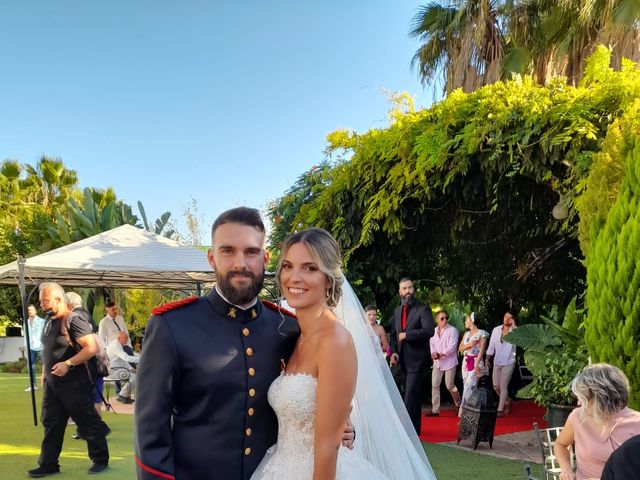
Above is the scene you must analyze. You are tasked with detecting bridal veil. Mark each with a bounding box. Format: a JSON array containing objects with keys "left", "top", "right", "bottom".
[{"left": 334, "top": 278, "right": 437, "bottom": 480}]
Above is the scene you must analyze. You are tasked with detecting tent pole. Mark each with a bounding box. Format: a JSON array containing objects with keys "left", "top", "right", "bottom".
[
  {"left": 18, "top": 255, "right": 38, "bottom": 426},
  {"left": 196, "top": 281, "right": 202, "bottom": 297}
]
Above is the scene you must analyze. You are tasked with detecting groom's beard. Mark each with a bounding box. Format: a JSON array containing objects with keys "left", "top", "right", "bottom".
[{"left": 216, "top": 268, "right": 265, "bottom": 306}]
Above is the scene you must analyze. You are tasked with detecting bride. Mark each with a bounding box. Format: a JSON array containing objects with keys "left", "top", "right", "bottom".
[{"left": 251, "top": 228, "right": 436, "bottom": 480}]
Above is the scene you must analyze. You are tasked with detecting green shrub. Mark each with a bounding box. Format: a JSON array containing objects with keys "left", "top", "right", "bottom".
[
  {"left": 0, "top": 357, "right": 28, "bottom": 373},
  {"left": 505, "top": 298, "right": 588, "bottom": 406}
]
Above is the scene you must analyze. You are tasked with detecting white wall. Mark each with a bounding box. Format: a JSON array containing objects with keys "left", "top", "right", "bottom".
[{"left": 0, "top": 336, "right": 26, "bottom": 363}]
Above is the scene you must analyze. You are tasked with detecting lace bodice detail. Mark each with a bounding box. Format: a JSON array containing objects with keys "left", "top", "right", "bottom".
[
  {"left": 268, "top": 372, "right": 317, "bottom": 458},
  {"left": 250, "top": 372, "right": 390, "bottom": 480}
]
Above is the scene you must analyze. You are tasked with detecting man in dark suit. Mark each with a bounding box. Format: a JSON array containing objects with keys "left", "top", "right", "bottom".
[{"left": 389, "top": 277, "right": 435, "bottom": 434}]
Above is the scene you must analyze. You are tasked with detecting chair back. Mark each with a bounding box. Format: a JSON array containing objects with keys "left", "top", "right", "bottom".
[
  {"left": 533, "top": 422, "right": 575, "bottom": 480},
  {"left": 518, "top": 355, "right": 533, "bottom": 382}
]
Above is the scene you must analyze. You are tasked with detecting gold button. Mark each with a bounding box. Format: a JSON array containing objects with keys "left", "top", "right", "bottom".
[
  {"left": 242, "top": 328, "right": 250, "bottom": 336},
  {"left": 246, "top": 347, "right": 254, "bottom": 356},
  {"left": 248, "top": 408, "right": 254, "bottom": 416},
  {"left": 248, "top": 367, "right": 255, "bottom": 376},
  {"left": 245, "top": 428, "right": 252, "bottom": 436},
  {"left": 244, "top": 447, "right": 251, "bottom": 455},
  {"left": 249, "top": 388, "right": 256, "bottom": 397}
]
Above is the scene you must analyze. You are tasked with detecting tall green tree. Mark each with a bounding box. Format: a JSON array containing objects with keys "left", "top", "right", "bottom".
[
  {"left": 0, "top": 157, "right": 80, "bottom": 324},
  {"left": 584, "top": 105, "right": 640, "bottom": 408}
]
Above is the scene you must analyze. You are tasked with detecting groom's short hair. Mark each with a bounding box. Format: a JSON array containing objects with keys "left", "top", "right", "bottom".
[{"left": 211, "top": 206, "right": 265, "bottom": 238}]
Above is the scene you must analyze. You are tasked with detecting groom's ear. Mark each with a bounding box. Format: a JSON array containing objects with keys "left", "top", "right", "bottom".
[
  {"left": 207, "top": 248, "right": 216, "bottom": 270},
  {"left": 263, "top": 249, "right": 270, "bottom": 266}
]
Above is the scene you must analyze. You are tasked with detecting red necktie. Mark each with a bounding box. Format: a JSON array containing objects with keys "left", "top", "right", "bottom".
[{"left": 401, "top": 305, "right": 407, "bottom": 331}]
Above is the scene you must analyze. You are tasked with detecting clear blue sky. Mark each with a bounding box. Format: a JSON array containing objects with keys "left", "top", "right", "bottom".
[{"left": 0, "top": 1, "right": 434, "bottom": 240}]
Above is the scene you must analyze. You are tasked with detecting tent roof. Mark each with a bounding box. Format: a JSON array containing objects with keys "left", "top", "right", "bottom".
[{"left": 0, "top": 224, "right": 215, "bottom": 289}]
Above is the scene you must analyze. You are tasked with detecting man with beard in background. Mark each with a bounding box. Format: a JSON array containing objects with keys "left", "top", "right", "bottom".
[
  {"left": 135, "top": 207, "right": 354, "bottom": 480},
  {"left": 389, "top": 277, "right": 435, "bottom": 434}
]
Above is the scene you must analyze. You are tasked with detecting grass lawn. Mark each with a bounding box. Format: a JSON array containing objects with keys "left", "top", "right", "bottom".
[{"left": 0, "top": 373, "right": 535, "bottom": 479}]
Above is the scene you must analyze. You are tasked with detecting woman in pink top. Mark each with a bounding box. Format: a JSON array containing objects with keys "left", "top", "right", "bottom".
[{"left": 555, "top": 363, "right": 640, "bottom": 480}]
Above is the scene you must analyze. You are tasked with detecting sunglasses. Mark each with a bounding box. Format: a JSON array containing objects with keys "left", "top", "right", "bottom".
[{"left": 439, "top": 316, "right": 449, "bottom": 321}]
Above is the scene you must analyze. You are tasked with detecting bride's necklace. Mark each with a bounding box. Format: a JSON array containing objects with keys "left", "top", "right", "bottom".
[
  {"left": 298, "top": 326, "right": 328, "bottom": 343},
  {"left": 298, "top": 307, "right": 329, "bottom": 343}
]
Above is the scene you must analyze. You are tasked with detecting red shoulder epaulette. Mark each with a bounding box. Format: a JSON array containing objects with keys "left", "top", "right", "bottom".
[
  {"left": 261, "top": 299, "right": 297, "bottom": 318},
  {"left": 151, "top": 296, "right": 199, "bottom": 316}
]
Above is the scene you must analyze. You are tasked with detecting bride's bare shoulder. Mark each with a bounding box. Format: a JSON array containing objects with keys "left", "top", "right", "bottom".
[{"left": 317, "top": 322, "right": 354, "bottom": 355}]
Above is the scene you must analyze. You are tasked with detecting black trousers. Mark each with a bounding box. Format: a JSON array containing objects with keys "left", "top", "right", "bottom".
[
  {"left": 39, "top": 374, "right": 110, "bottom": 469},
  {"left": 400, "top": 361, "right": 425, "bottom": 434}
]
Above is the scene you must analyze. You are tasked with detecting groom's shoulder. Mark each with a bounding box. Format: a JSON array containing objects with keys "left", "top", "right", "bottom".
[
  {"left": 260, "top": 299, "right": 296, "bottom": 319},
  {"left": 151, "top": 296, "right": 200, "bottom": 316}
]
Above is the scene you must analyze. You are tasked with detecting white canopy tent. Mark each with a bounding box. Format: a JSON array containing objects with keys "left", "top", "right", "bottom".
[
  {"left": 0, "top": 224, "right": 220, "bottom": 425},
  {"left": 0, "top": 224, "right": 215, "bottom": 289}
]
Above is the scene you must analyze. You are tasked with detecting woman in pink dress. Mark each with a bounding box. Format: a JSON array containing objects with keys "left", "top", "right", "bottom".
[{"left": 555, "top": 363, "right": 640, "bottom": 480}]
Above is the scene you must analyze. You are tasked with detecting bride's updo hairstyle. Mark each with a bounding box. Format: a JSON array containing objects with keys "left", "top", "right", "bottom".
[{"left": 276, "top": 227, "right": 344, "bottom": 308}]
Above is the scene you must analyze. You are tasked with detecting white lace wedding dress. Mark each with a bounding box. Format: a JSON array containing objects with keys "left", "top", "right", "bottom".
[
  {"left": 250, "top": 372, "right": 389, "bottom": 480},
  {"left": 251, "top": 279, "right": 436, "bottom": 480}
]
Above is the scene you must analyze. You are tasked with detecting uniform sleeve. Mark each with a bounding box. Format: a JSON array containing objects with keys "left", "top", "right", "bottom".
[
  {"left": 135, "top": 314, "right": 180, "bottom": 480},
  {"left": 405, "top": 304, "right": 435, "bottom": 342}
]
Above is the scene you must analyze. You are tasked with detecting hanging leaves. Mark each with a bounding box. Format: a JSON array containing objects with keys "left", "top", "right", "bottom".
[{"left": 268, "top": 47, "right": 640, "bottom": 317}]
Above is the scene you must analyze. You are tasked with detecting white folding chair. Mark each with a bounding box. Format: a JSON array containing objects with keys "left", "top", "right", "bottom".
[{"left": 533, "top": 422, "right": 576, "bottom": 480}]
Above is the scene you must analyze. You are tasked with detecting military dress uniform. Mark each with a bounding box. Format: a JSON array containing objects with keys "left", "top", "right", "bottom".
[{"left": 135, "top": 289, "right": 298, "bottom": 480}]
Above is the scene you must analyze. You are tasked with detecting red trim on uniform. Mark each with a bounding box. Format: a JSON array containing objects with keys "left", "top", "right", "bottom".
[
  {"left": 134, "top": 456, "right": 175, "bottom": 480},
  {"left": 151, "top": 296, "right": 199, "bottom": 315},
  {"left": 261, "top": 299, "right": 297, "bottom": 318}
]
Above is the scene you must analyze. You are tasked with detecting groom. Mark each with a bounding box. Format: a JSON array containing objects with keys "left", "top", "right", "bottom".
[{"left": 135, "top": 207, "right": 352, "bottom": 480}]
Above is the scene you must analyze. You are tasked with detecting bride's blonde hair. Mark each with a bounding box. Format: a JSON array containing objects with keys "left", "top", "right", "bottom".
[{"left": 276, "top": 228, "right": 344, "bottom": 308}]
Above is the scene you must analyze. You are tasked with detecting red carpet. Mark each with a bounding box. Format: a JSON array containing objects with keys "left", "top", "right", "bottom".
[{"left": 419, "top": 400, "right": 547, "bottom": 443}]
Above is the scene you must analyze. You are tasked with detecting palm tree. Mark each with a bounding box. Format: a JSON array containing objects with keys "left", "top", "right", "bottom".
[
  {"left": 547, "top": 0, "right": 640, "bottom": 85},
  {"left": 23, "top": 156, "right": 78, "bottom": 214},
  {"left": 410, "top": 0, "right": 505, "bottom": 93},
  {"left": 411, "top": 0, "right": 640, "bottom": 92},
  {"left": 0, "top": 160, "right": 23, "bottom": 211}
]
